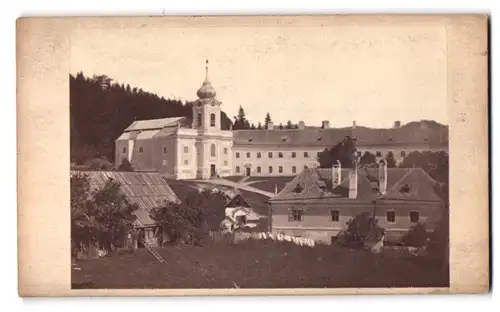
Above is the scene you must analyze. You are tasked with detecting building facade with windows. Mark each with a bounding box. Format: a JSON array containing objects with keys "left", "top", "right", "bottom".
[
  {"left": 267, "top": 160, "right": 446, "bottom": 244},
  {"left": 115, "top": 62, "right": 448, "bottom": 179}
]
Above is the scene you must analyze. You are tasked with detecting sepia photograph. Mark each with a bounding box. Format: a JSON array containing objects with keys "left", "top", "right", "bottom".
[{"left": 68, "top": 18, "right": 451, "bottom": 290}]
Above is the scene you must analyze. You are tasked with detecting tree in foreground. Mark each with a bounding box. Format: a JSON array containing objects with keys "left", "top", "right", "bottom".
[
  {"left": 359, "top": 151, "right": 377, "bottom": 167},
  {"left": 71, "top": 173, "right": 138, "bottom": 256},
  {"left": 338, "top": 212, "right": 385, "bottom": 246}
]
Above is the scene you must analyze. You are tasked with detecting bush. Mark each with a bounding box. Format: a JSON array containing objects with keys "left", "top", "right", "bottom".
[
  {"left": 339, "top": 212, "right": 385, "bottom": 246},
  {"left": 118, "top": 158, "right": 134, "bottom": 172},
  {"left": 85, "top": 156, "right": 114, "bottom": 170},
  {"left": 402, "top": 223, "right": 429, "bottom": 247}
]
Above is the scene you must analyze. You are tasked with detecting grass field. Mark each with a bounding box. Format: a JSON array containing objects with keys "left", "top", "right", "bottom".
[{"left": 72, "top": 240, "right": 448, "bottom": 289}]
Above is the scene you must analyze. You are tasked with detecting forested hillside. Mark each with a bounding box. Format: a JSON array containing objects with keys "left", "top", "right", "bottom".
[{"left": 70, "top": 72, "right": 232, "bottom": 164}]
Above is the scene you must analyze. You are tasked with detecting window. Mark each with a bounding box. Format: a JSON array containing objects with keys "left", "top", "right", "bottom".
[
  {"left": 410, "top": 211, "right": 419, "bottom": 223},
  {"left": 386, "top": 211, "right": 396, "bottom": 223},
  {"left": 278, "top": 152, "right": 283, "bottom": 158},
  {"left": 288, "top": 209, "right": 303, "bottom": 221},
  {"left": 197, "top": 113, "right": 202, "bottom": 127},
  {"left": 257, "top": 152, "right": 262, "bottom": 158},
  {"left": 224, "top": 160, "right": 228, "bottom": 166},
  {"left": 184, "top": 146, "right": 189, "bottom": 154},
  {"left": 236, "top": 166, "right": 240, "bottom": 173},
  {"left": 163, "top": 147, "right": 167, "bottom": 154},
  {"left": 184, "top": 159, "right": 189, "bottom": 165},
  {"left": 401, "top": 151, "right": 406, "bottom": 157},
  {"left": 292, "top": 166, "right": 297, "bottom": 174},
  {"left": 139, "top": 146, "right": 143, "bottom": 153},
  {"left": 292, "top": 183, "right": 304, "bottom": 193},
  {"left": 224, "top": 148, "right": 228, "bottom": 155},
  {"left": 376, "top": 151, "right": 382, "bottom": 157},
  {"left": 268, "top": 152, "right": 273, "bottom": 158},
  {"left": 210, "top": 113, "right": 216, "bottom": 127},
  {"left": 291, "top": 152, "right": 296, "bottom": 158},
  {"left": 246, "top": 152, "right": 251, "bottom": 158},
  {"left": 388, "top": 151, "right": 394, "bottom": 157},
  {"left": 279, "top": 166, "right": 283, "bottom": 173},
  {"left": 236, "top": 152, "right": 240, "bottom": 158},
  {"left": 122, "top": 147, "right": 126, "bottom": 153},
  {"left": 257, "top": 166, "right": 261, "bottom": 173},
  {"left": 269, "top": 166, "right": 273, "bottom": 173},
  {"left": 331, "top": 210, "right": 340, "bottom": 222},
  {"left": 304, "top": 151, "right": 309, "bottom": 157},
  {"left": 211, "top": 144, "right": 216, "bottom": 157}
]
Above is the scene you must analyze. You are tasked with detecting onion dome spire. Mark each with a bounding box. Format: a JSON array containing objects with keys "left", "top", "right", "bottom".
[{"left": 196, "top": 59, "right": 217, "bottom": 99}]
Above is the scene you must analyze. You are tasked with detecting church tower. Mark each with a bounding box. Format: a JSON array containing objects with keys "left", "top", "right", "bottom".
[{"left": 192, "top": 59, "right": 222, "bottom": 133}]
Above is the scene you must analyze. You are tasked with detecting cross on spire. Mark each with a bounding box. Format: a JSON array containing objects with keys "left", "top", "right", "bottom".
[{"left": 205, "top": 59, "right": 209, "bottom": 82}]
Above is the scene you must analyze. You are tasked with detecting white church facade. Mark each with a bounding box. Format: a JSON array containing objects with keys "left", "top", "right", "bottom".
[
  {"left": 115, "top": 62, "right": 448, "bottom": 180},
  {"left": 115, "top": 63, "right": 233, "bottom": 179}
]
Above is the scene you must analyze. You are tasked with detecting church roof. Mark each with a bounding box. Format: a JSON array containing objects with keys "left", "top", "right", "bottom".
[
  {"left": 124, "top": 117, "right": 185, "bottom": 132},
  {"left": 269, "top": 167, "right": 442, "bottom": 203}
]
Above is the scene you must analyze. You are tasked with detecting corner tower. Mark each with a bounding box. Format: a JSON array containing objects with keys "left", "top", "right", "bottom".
[{"left": 192, "top": 59, "right": 222, "bottom": 133}]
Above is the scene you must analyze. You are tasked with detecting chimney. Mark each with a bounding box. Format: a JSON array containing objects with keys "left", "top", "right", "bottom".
[
  {"left": 322, "top": 120, "right": 330, "bottom": 129},
  {"left": 348, "top": 160, "right": 358, "bottom": 199},
  {"left": 332, "top": 160, "right": 341, "bottom": 189},
  {"left": 298, "top": 121, "right": 305, "bottom": 130},
  {"left": 267, "top": 121, "right": 274, "bottom": 130},
  {"left": 352, "top": 120, "right": 357, "bottom": 129},
  {"left": 393, "top": 120, "right": 401, "bottom": 128},
  {"left": 379, "top": 159, "right": 388, "bottom": 195}
]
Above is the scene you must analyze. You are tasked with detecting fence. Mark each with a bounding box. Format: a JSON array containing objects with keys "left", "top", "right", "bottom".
[{"left": 209, "top": 231, "right": 316, "bottom": 247}]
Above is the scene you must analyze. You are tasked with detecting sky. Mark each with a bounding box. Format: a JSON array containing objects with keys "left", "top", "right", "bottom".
[{"left": 70, "top": 22, "right": 448, "bottom": 128}]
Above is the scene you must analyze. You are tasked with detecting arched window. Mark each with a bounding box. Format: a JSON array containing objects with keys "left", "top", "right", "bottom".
[
  {"left": 211, "top": 144, "right": 216, "bottom": 157},
  {"left": 210, "top": 113, "right": 216, "bottom": 127},
  {"left": 197, "top": 113, "right": 202, "bottom": 127}
]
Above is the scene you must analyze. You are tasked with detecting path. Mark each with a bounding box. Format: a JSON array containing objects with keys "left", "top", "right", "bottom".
[{"left": 191, "top": 178, "right": 275, "bottom": 198}]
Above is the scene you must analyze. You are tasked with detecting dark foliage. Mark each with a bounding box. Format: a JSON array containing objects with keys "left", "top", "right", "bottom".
[
  {"left": 317, "top": 136, "right": 357, "bottom": 168},
  {"left": 359, "top": 151, "right": 377, "bottom": 167},
  {"left": 401, "top": 223, "right": 429, "bottom": 247},
  {"left": 117, "top": 158, "right": 134, "bottom": 172},
  {"left": 339, "top": 212, "right": 385, "bottom": 246},
  {"left": 70, "top": 72, "right": 232, "bottom": 164}
]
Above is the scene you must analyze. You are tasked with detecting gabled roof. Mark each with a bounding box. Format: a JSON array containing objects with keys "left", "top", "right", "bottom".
[
  {"left": 269, "top": 167, "right": 442, "bottom": 203},
  {"left": 70, "top": 170, "right": 180, "bottom": 227},
  {"left": 224, "top": 193, "right": 252, "bottom": 209},
  {"left": 124, "top": 117, "right": 186, "bottom": 132}
]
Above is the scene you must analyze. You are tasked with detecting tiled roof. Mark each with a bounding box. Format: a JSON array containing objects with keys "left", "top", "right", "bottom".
[
  {"left": 269, "top": 167, "right": 442, "bottom": 203},
  {"left": 124, "top": 117, "right": 186, "bottom": 132},
  {"left": 233, "top": 122, "right": 448, "bottom": 147},
  {"left": 71, "top": 170, "right": 180, "bottom": 227},
  {"left": 233, "top": 128, "right": 352, "bottom": 147}
]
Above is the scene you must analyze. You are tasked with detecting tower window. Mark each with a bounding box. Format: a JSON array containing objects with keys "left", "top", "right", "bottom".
[
  {"left": 211, "top": 144, "right": 216, "bottom": 157},
  {"left": 122, "top": 147, "right": 126, "bottom": 153},
  {"left": 163, "top": 147, "right": 167, "bottom": 154},
  {"left": 236, "top": 152, "right": 240, "bottom": 158},
  {"left": 224, "top": 148, "right": 228, "bottom": 155},
  {"left": 197, "top": 113, "right": 202, "bottom": 127},
  {"left": 184, "top": 146, "right": 189, "bottom": 154},
  {"left": 210, "top": 113, "right": 216, "bottom": 127}
]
